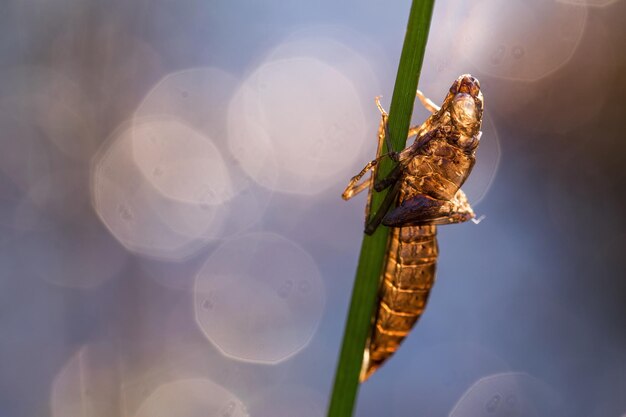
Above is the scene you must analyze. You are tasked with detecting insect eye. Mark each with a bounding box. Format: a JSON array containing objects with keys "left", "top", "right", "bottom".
[
  {"left": 449, "top": 80, "right": 459, "bottom": 94},
  {"left": 469, "top": 79, "right": 480, "bottom": 96}
]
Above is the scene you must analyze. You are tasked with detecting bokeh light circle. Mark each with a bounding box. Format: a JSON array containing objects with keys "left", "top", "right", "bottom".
[
  {"left": 228, "top": 57, "right": 367, "bottom": 195},
  {"left": 92, "top": 121, "right": 216, "bottom": 260},
  {"left": 0, "top": 66, "right": 96, "bottom": 161},
  {"left": 134, "top": 67, "right": 270, "bottom": 239},
  {"left": 450, "top": 372, "right": 562, "bottom": 416},
  {"left": 415, "top": 2, "right": 480, "bottom": 100},
  {"left": 51, "top": 345, "right": 122, "bottom": 417},
  {"left": 134, "top": 378, "right": 248, "bottom": 417},
  {"left": 0, "top": 67, "right": 99, "bottom": 235},
  {"left": 459, "top": 0, "right": 587, "bottom": 81},
  {"left": 135, "top": 67, "right": 236, "bottom": 139},
  {"left": 489, "top": 17, "right": 614, "bottom": 137},
  {"left": 391, "top": 342, "right": 511, "bottom": 416},
  {"left": 131, "top": 117, "right": 235, "bottom": 206},
  {"left": 262, "top": 28, "right": 384, "bottom": 109},
  {"left": 0, "top": 109, "right": 53, "bottom": 229},
  {"left": 194, "top": 232, "right": 325, "bottom": 363}
]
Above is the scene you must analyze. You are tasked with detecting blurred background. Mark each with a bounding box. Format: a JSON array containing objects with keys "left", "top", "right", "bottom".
[{"left": 0, "top": 0, "right": 624, "bottom": 416}]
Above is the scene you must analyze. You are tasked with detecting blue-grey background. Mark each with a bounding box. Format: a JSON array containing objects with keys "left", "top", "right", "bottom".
[{"left": 0, "top": 0, "right": 624, "bottom": 416}]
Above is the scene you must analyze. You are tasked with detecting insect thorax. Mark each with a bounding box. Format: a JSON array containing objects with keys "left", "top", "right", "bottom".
[{"left": 401, "top": 135, "right": 476, "bottom": 203}]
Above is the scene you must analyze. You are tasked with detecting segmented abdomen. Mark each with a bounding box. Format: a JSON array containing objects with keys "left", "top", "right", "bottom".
[{"left": 362, "top": 224, "right": 438, "bottom": 381}]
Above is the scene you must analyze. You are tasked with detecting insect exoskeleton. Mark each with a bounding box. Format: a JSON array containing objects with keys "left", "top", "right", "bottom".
[{"left": 342, "top": 74, "right": 484, "bottom": 381}]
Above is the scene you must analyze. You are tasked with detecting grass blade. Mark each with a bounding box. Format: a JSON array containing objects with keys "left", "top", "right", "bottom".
[{"left": 327, "top": 1, "right": 436, "bottom": 416}]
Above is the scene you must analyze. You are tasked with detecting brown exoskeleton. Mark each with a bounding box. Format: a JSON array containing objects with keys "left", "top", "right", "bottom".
[{"left": 342, "top": 74, "right": 484, "bottom": 381}]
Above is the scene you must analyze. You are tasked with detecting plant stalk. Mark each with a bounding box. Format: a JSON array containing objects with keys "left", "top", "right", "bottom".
[{"left": 327, "top": 1, "right": 435, "bottom": 416}]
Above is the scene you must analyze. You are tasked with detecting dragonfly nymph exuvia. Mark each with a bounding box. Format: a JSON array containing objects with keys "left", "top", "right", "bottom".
[{"left": 342, "top": 74, "right": 484, "bottom": 381}]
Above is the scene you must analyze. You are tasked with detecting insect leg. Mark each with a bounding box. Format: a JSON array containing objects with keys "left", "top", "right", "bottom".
[
  {"left": 364, "top": 179, "right": 402, "bottom": 235},
  {"left": 342, "top": 161, "right": 375, "bottom": 200},
  {"left": 373, "top": 163, "right": 402, "bottom": 192},
  {"left": 416, "top": 90, "right": 441, "bottom": 113},
  {"left": 403, "top": 91, "right": 441, "bottom": 141},
  {"left": 407, "top": 122, "right": 429, "bottom": 141},
  {"left": 375, "top": 97, "right": 399, "bottom": 162},
  {"left": 342, "top": 152, "right": 397, "bottom": 200},
  {"left": 343, "top": 96, "right": 396, "bottom": 201}
]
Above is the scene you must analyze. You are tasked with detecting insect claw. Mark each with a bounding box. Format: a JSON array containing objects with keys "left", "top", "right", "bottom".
[
  {"left": 375, "top": 96, "right": 387, "bottom": 115},
  {"left": 471, "top": 215, "right": 486, "bottom": 224}
]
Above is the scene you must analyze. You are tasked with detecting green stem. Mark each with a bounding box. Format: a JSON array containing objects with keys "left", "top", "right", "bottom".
[{"left": 326, "top": 1, "right": 435, "bottom": 416}]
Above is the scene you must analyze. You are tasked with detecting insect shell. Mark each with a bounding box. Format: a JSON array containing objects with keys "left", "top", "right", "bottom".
[{"left": 343, "top": 74, "right": 484, "bottom": 381}]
